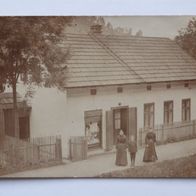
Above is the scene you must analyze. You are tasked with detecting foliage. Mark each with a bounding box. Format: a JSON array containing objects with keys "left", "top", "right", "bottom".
[
  {"left": 0, "top": 17, "right": 72, "bottom": 135},
  {"left": 66, "top": 16, "right": 134, "bottom": 36},
  {"left": 175, "top": 17, "right": 196, "bottom": 59},
  {"left": 0, "top": 16, "right": 72, "bottom": 90}
]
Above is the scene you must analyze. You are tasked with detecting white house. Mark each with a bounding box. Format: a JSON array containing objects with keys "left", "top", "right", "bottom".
[{"left": 2, "top": 31, "right": 196, "bottom": 160}]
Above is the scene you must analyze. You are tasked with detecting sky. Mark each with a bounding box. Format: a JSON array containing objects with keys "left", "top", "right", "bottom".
[{"left": 104, "top": 16, "right": 194, "bottom": 38}]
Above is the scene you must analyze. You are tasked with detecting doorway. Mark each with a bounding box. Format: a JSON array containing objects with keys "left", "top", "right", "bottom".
[
  {"left": 113, "top": 107, "right": 129, "bottom": 144},
  {"left": 4, "top": 109, "right": 15, "bottom": 137},
  {"left": 19, "top": 116, "right": 30, "bottom": 140},
  {"left": 106, "top": 107, "right": 137, "bottom": 151}
]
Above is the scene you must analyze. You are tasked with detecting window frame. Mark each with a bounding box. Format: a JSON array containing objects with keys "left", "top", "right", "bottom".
[
  {"left": 182, "top": 98, "right": 191, "bottom": 122},
  {"left": 144, "top": 103, "right": 155, "bottom": 129},
  {"left": 163, "top": 100, "right": 174, "bottom": 125},
  {"left": 113, "top": 109, "right": 121, "bottom": 130},
  {"left": 90, "top": 88, "right": 97, "bottom": 95},
  {"left": 84, "top": 109, "right": 102, "bottom": 148}
]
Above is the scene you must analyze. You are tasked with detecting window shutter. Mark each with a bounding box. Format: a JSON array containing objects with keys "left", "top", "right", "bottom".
[
  {"left": 106, "top": 110, "right": 114, "bottom": 151},
  {"left": 128, "top": 107, "right": 137, "bottom": 142}
]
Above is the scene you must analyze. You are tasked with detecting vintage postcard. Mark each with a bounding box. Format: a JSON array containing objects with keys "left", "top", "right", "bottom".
[{"left": 0, "top": 16, "right": 196, "bottom": 178}]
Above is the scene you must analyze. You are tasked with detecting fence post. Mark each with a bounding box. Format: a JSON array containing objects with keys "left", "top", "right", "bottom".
[
  {"left": 69, "top": 139, "right": 72, "bottom": 160},
  {"left": 37, "top": 145, "right": 40, "bottom": 163},
  {"left": 193, "top": 120, "right": 196, "bottom": 137},
  {"left": 8, "top": 144, "right": 14, "bottom": 167},
  {"left": 55, "top": 138, "right": 62, "bottom": 162},
  {"left": 138, "top": 128, "right": 142, "bottom": 147},
  {"left": 84, "top": 137, "right": 88, "bottom": 160},
  {"left": 161, "top": 125, "right": 164, "bottom": 144}
]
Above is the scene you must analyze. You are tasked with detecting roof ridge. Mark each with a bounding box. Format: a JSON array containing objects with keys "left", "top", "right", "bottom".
[
  {"left": 88, "top": 33, "right": 146, "bottom": 83},
  {"left": 64, "top": 32, "right": 171, "bottom": 40}
]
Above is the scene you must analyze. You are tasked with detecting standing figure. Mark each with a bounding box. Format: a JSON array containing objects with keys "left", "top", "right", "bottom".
[
  {"left": 115, "top": 130, "right": 128, "bottom": 166},
  {"left": 128, "top": 135, "right": 137, "bottom": 168},
  {"left": 143, "top": 131, "right": 158, "bottom": 162}
]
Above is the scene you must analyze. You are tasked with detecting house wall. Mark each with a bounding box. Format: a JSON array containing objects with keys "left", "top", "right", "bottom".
[
  {"left": 14, "top": 81, "right": 196, "bottom": 158},
  {"left": 12, "top": 84, "right": 69, "bottom": 157},
  {"left": 28, "top": 87, "right": 69, "bottom": 157},
  {"left": 64, "top": 82, "right": 196, "bottom": 157}
]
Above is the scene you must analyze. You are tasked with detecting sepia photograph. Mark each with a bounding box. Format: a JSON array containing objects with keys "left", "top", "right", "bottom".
[{"left": 0, "top": 16, "right": 196, "bottom": 178}]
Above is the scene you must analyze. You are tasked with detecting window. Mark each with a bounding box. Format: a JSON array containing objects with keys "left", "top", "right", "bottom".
[
  {"left": 85, "top": 110, "right": 102, "bottom": 148},
  {"left": 117, "top": 87, "right": 123, "bottom": 93},
  {"left": 147, "top": 85, "right": 151, "bottom": 91},
  {"left": 166, "top": 84, "right": 171, "bottom": 89},
  {"left": 184, "top": 82, "right": 189, "bottom": 88},
  {"left": 144, "top": 103, "right": 154, "bottom": 129},
  {"left": 182, "top": 99, "right": 191, "bottom": 121},
  {"left": 114, "top": 109, "right": 121, "bottom": 130},
  {"left": 90, "top": 89, "right": 97, "bottom": 95},
  {"left": 164, "top": 101, "right": 173, "bottom": 124}
]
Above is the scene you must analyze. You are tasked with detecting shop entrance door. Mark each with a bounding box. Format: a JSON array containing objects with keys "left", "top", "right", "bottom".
[{"left": 106, "top": 107, "right": 137, "bottom": 151}]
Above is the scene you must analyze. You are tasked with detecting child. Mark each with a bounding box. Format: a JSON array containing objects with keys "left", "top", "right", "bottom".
[{"left": 128, "top": 135, "right": 137, "bottom": 168}]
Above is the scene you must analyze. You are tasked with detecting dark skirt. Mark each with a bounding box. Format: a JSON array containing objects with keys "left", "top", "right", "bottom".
[
  {"left": 115, "top": 143, "right": 128, "bottom": 166},
  {"left": 143, "top": 142, "right": 158, "bottom": 162}
]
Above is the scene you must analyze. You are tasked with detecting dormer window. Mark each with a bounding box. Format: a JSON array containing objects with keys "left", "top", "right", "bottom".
[{"left": 90, "top": 89, "right": 97, "bottom": 95}]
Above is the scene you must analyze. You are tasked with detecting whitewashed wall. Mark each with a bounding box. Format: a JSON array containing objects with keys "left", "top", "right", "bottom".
[
  {"left": 13, "top": 84, "right": 69, "bottom": 157},
  {"left": 65, "top": 82, "right": 196, "bottom": 157},
  {"left": 12, "top": 82, "right": 196, "bottom": 158}
]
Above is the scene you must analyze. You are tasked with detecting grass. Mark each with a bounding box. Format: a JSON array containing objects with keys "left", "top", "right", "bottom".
[{"left": 98, "top": 154, "right": 196, "bottom": 178}]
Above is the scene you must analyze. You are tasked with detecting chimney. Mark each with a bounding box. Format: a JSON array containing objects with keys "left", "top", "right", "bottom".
[
  {"left": 90, "top": 24, "right": 102, "bottom": 34},
  {"left": 135, "top": 30, "right": 143, "bottom": 37}
]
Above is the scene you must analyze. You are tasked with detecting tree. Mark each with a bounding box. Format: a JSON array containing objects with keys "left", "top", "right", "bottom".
[
  {"left": 65, "top": 16, "right": 97, "bottom": 33},
  {"left": 0, "top": 16, "right": 72, "bottom": 137},
  {"left": 65, "top": 16, "right": 136, "bottom": 36},
  {"left": 175, "top": 17, "right": 196, "bottom": 59}
]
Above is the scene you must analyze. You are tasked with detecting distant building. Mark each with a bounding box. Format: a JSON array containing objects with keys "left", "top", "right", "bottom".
[{"left": 0, "top": 92, "right": 31, "bottom": 139}]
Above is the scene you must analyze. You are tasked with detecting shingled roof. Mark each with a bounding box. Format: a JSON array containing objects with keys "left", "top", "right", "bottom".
[{"left": 62, "top": 33, "right": 196, "bottom": 88}]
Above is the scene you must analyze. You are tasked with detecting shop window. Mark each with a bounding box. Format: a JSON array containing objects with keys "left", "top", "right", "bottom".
[
  {"left": 182, "top": 99, "right": 191, "bottom": 121},
  {"left": 84, "top": 110, "right": 102, "bottom": 148},
  {"left": 164, "top": 101, "right": 173, "bottom": 125}
]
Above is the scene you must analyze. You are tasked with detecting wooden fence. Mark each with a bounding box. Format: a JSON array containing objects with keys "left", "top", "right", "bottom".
[
  {"left": 0, "top": 135, "right": 62, "bottom": 173},
  {"left": 138, "top": 120, "right": 196, "bottom": 148},
  {"left": 69, "top": 136, "right": 88, "bottom": 162}
]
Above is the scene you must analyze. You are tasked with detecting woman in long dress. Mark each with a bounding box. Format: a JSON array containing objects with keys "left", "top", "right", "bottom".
[
  {"left": 143, "top": 131, "right": 158, "bottom": 162},
  {"left": 115, "top": 130, "right": 128, "bottom": 166}
]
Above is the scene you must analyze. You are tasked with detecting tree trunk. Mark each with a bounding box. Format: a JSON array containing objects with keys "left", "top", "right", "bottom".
[{"left": 12, "top": 80, "right": 19, "bottom": 138}]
